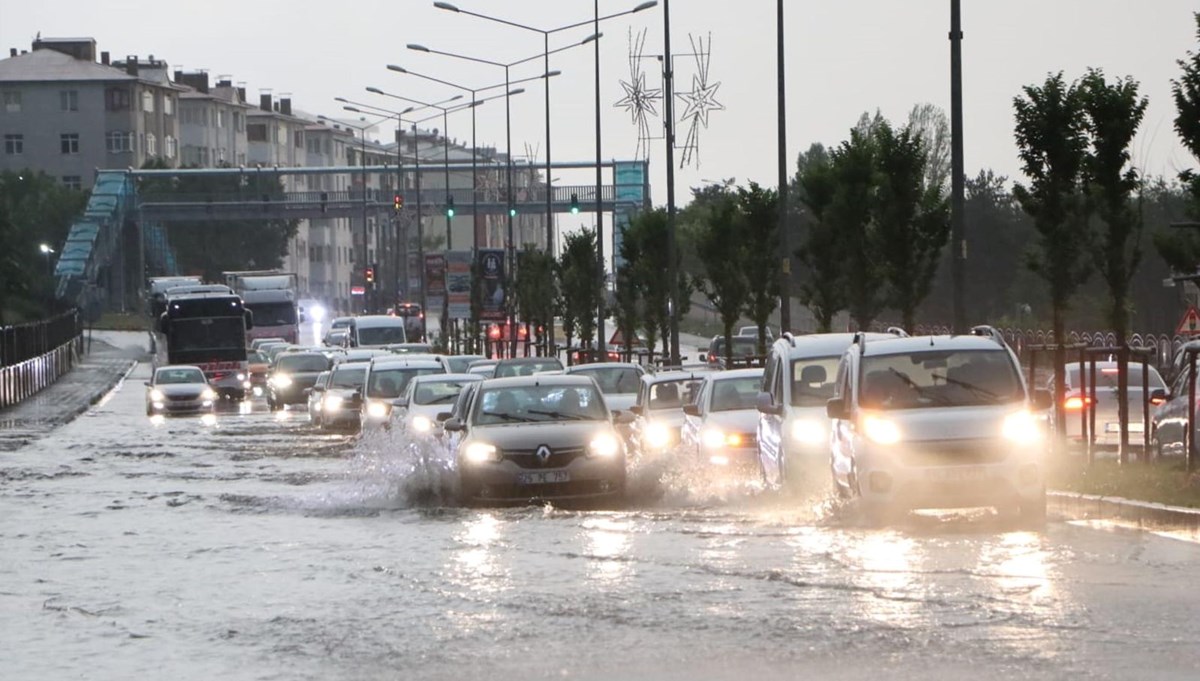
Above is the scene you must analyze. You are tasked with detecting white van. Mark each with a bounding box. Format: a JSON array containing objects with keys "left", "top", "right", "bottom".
[{"left": 343, "top": 315, "right": 408, "bottom": 348}]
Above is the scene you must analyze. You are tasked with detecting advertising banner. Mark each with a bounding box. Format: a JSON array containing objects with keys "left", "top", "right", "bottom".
[
  {"left": 446, "top": 250, "right": 472, "bottom": 320},
  {"left": 424, "top": 254, "right": 446, "bottom": 311},
  {"left": 614, "top": 161, "right": 646, "bottom": 204},
  {"left": 477, "top": 249, "right": 506, "bottom": 321}
]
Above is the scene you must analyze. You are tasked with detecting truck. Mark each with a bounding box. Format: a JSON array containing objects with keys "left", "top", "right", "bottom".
[
  {"left": 222, "top": 270, "right": 302, "bottom": 344},
  {"left": 154, "top": 289, "right": 253, "bottom": 399}
]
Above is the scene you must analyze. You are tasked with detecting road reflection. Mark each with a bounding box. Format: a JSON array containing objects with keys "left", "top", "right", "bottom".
[{"left": 582, "top": 516, "right": 633, "bottom": 583}]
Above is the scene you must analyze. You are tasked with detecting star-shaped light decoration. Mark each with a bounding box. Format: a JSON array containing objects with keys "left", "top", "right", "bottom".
[
  {"left": 676, "top": 74, "right": 723, "bottom": 130},
  {"left": 676, "top": 33, "right": 722, "bottom": 167},
  {"left": 615, "top": 72, "right": 661, "bottom": 125}
]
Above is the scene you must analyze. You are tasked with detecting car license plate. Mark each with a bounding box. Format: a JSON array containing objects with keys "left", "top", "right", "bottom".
[
  {"left": 925, "top": 466, "right": 988, "bottom": 483},
  {"left": 517, "top": 471, "right": 570, "bottom": 485},
  {"left": 1105, "top": 422, "right": 1143, "bottom": 433}
]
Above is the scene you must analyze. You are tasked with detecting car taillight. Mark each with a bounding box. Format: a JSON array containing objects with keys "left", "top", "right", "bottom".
[
  {"left": 1150, "top": 396, "right": 1166, "bottom": 406},
  {"left": 1064, "top": 395, "right": 1092, "bottom": 410}
]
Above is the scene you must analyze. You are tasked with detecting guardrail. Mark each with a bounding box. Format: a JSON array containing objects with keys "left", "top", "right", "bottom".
[{"left": 0, "top": 310, "right": 82, "bottom": 409}]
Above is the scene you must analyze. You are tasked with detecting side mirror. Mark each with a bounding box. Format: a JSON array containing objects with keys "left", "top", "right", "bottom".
[
  {"left": 244, "top": 309, "right": 254, "bottom": 331},
  {"left": 435, "top": 411, "right": 453, "bottom": 422},
  {"left": 682, "top": 403, "right": 701, "bottom": 417},
  {"left": 1150, "top": 388, "right": 1168, "bottom": 403},
  {"left": 1031, "top": 389, "right": 1054, "bottom": 411},
  {"left": 391, "top": 397, "right": 409, "bottom": 408},
  {"left": 613, "top": 411, "right": 636, "bottom": 425},
  {"left": 756, "top": 391, "right": 782, "bottom": 416},
  {"left": 444, "top": 417, "right": 465, "bottom": 432},
  {"left": 826, "top": 398, "right": 848, "bottom": 420}
]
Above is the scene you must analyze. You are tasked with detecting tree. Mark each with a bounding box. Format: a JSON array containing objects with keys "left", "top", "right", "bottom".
[
  {"left": 794, "top": 147, "right": 845, "bottom": 332},
  {"left": 830, "top": 129, "right": 886, "bottom": 329},
  {"left": 737, "top": 182, "right": 780, "bottom": 354},
  {"left": 614, "top": 218, "right": 646, "bottom": 361},
  {"left": 558, "top": 229, "right": 601, "bottom": 349},
  {"left": 873, "top": 120, "right": 951, "bottom": 331},
  {"left": 1173, "top": 13, "right": 1200, "bottom": 213},
  {"left": 513, "top": 245, "right": 556, "bottom": 350},
  {"left": 695, "top": 193, "right": 750, "bottom": 366},
  {"left": 906, "top": 103, "right": 952, "bottom": 196},
  {"left": 1013, "top": 72, "right": 1092, "bottom": 447},
  {"left": 620, "top": 209, "right": 671, "bottom": 360}
]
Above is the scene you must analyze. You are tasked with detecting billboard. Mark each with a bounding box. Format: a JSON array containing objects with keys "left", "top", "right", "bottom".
[
  {"left": 614, "top": 161, "right": 647, "bottom": 205},
  {"left": 477, "top": 249, "right": 506, "bottom": 321},
  {"left": 446, "top": 250, "right": 472, "bottom": 320},
  {"left": 424, "top": 254, "right": 446, "bottom": 311}
]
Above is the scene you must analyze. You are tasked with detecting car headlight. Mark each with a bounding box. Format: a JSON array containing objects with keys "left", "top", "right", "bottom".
[
  {"left": 366, "top": 401, "right": 389, "bottom": 419},
  {"left": 589, "top": 432, "right": 621, "bottom": 458},
  {"left": 273, "top": 374, "right": 293, "bottom": 388},
  {"left": 861, "top": 414, "right": 902, "bottom": 445},
  {"left": 1002, "top": 410, "right": 1042, "bottom": 444},
  {"left": 701, "top": 427, "right": 726, "bottom": 449},
  {"left": 644, "top": 422, "right": 672, "bottom": 449},
  {"left": 149, "top": 389, "right": 165, "bottom": 402},
  {"left": 412, "top": 415, "right": 433, "bottom": 433},
  {"left": 236, "top": 373, "right": 246, "bottom": 381},
  {"left": 791, "top": 419, "right": 827, "bottom": 445},
  {"left": 324, "top": 394, "right": 344, "bottom": 410},
  {"left": 464, "top": 442, "right": 499, "bottom": 463},
  {"left": 201, "top": 388, "right": 217, "bottom": 401}
]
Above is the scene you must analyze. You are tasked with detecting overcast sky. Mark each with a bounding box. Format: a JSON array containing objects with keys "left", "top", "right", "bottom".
[{"left": 3, "top": 0, "right": 1197, "bottom": 205}]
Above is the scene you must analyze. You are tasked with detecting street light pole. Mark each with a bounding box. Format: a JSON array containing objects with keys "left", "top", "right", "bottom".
[
  {"left": 950, "top": 0, "right": 966, "bottom": 334},
  {"left": 776, "top": 0, "right": 791, "bottom": 335},
  {"left": 594, "top": 0, "right": 607, "bottom": 357},
  {"left": 664, "top": 0, "right": 680, "bottom": 366}
]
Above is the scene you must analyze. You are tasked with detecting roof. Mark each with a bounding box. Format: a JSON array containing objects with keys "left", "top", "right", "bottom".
[
  {"left": 705, "top": 367, "right": 765, "bottom": 381},
  {"left": 479, "top": 374, "right": 595, "bottom": 389},
  {"left": 643, "top": 370, "right": 710, "bottom": 384},
  {"left": 352, "top": 315, "right": 406, "bottom": 328},
  {"left": 775, "top": 332, "right": 893, "bottom": 358},
  {"left": 367, "top": 358, "right": 443, "bottom": 369},
  {"left": 565, "top": 362, "right": 642, "bottom": 372},
  {"left": 860, "top": 335, "right": 1009, "bottom": 357},
  {"left": 0, "top": 48, "right": 135, "bottom": 83},
  {"left": 411, "top": 373, "right": 482, "bottom": 383}
]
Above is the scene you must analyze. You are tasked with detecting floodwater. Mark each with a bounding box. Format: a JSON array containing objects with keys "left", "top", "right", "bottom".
[{"left": 3, "top": 360, "right": 1200, "bottom": 680}]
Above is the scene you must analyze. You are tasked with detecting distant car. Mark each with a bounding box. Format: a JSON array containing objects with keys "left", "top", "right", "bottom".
[
  {"left": 319, "top": 362, "right": 370, "bottom": 431},
  {"left": 1149, "top": 364, "right": 1196, "bottom": 458},
  {"left": 334, "top": 348, "right": 393, "bottom": 365},
  {"left": 564, "top": 362, "right": 645, "bottom": 413},
  {"left": 628, "top": 370, "right": 710, "bottom": 460},
  {"left": 250, "top": 337, "right": 288, "bottom": 352},
  {"left": 493, "top": 356, "right": 565, "bottom": 378},
  {"left": 444, "top": 375, "right": 630, "bottom": 505},
  {"left": 443, "top": 354, "right": 485, "bottom": 374},
  {"left": 328, "top": 316, "right": 353, "bottom": 331},
  {"left": 467, "top": 359, "right": 499, "bottom": 378},
  {"left": 145, "top": 365, "right": 217, "bottom": 416},
  {"left": 1048, "top": 361, "right": 1165, "bottom": 450},
  {"left": 323, "top": 328, "right": 349, "bottom": 347},
  {"left": 246, "top": 350, "right": 270, "bottom": 397},
  {"left": 390, "top": 373, "right": 483, "bottom": 438},
  {"left": 386, "top": 343, "right": 435, "bottom": 355},
  {"left": 267, "top": 351, "right": 332, "bottom": 411},
  {"left": 681, "top": 368, "right": 765, "bottom": 476},
  {"left": 360, "top": 358, "right": 446, "bottom": 430},
  {"left": 738, "top": 326, "right": 774, "bottom": 341},
  {"left": 700, "top": 335, "right": 761, "bottom": 367},
  {"left": 344, "top": 315, "right": 408, "bottom": 348},
  {"left": 306, "top": 370, "right": 332, "bottom": 428}
]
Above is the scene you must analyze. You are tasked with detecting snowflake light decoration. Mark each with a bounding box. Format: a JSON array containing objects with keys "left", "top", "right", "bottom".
[
  {"left": 675, "top": 33, "right": 722, "bottom": 168},
  {"left": 614, "top": 28, "right": 660, "bottom": 161}
]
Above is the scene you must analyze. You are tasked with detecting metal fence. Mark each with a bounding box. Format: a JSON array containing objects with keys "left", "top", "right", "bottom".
[{"left": 0, "top": 309, "right": 82, "bottom": 409}]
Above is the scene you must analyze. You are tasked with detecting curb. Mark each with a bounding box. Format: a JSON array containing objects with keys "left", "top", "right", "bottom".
[
  {"left": 59, "top": 358, "right": 138, "bottom": 424},
  {"left": 1049, "top": 489, "right": 1200, "bottom": 533}
]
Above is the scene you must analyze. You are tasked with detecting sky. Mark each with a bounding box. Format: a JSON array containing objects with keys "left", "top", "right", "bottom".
[{"left": 2, "top": 0, "right": 1197, "bottom": 207}]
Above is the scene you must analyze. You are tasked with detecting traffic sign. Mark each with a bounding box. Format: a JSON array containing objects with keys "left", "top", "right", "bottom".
[
  {"left": 609, "top": 328, "right": 642, "bottom": 347},
  {"left": 1177, "top": 305, "right": 1200, "bottom": 336},
  {"left": 351, "top": 285, "right": 365, "bottom": 296}
]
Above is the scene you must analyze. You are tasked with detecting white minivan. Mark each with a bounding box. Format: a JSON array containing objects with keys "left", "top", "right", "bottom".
[{"left": 343, "top": 315, "right": 408, "bottom": 349}]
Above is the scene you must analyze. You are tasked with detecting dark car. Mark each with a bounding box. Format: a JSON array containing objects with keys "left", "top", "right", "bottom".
[
  {"left": 700, "top": 335, "right": 761, "bottom": 368},
  {"left": 445, "top": 375, "right": 630, "bottom": 505},
  {"left": 267, "top": 352, "right": 333, "bottom": 411},
  {"left": 493, "top": 356, "right": 565, "bottom": 378}
]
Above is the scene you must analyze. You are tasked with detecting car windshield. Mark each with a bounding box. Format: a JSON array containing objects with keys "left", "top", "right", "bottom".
[
  {"left": 156, "top": 368, "right": 205, "bottom": 384},
  {"left": 275, "top": 354, "right": 330, "bottom": 373},
  {"left": 791, "top": 356, "right": 841, "bottom": 407},
  {"left": 710, "top": 336, "right": 758, "bottom": 358},
  {"left": 860, "top": 349, "right": 1022, "bottom": 410},
  {"left": 367, "top": 367, "right": 442, "bottom": 398},
  {"left": 1065, "top": 365, "right": 1165, "bottom": 389},
  {"left": 494, "top": 359, "right": 564, "bottom": 378},
  {"left": 357, "top": 325, "right": 406, "bottom": 345},
  {"left": 474, "top": 384, "right": 607, "bottom": 425},
  {"left": 647, "top": 379, "right": 702, "bottom": 411},
  {"left": 572, "top": 366, "right": 641, "bottom": 394},
  {"left": 413, "top": 380, "right": 474, "bottom": 405},
  {"left": 710, "top": 376, "right": 763, "bottom": 411},
  {"left": 330, "top": 318, "right": 351, "bottom": 329},
  {"left": 330, "top": 366, "right": 367, "bottom": 389},
  {"left": 246, "top": 301, "right": 296, "bottom": 326},
  {"left": 247, "top": 351, "right": 265, "bottom": 364}
]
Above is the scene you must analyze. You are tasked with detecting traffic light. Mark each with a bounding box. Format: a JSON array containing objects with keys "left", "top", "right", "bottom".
[
  {"left": 393, "top": 193, "right": 404, "bottom": 211},
  {"left": 365, "top": 266, "right": 375, "bottom": 284},
  {"left": 445, "top": 195, "right": 455, "bottom": 218},
  {"left": 509, "top": 206, "right": 517, "bottom": 218},
  {"left": 570, "top": 193, "right": 580, "bottom": 215}
]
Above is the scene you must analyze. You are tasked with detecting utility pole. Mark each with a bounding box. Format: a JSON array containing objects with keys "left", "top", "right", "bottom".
[
  {"left": 950, "top": 0, "right": 966, "bottom": 334},
  {"left": 664, "top": 0, "right": 680, "bottom": 366},
  {"left": 776, "top": 0, "right": 791, "bottom": 334}
]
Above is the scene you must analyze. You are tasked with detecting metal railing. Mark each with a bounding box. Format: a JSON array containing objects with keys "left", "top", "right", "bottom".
[{"left": 0, "top": 310, "right": 82, "bottom": 409}]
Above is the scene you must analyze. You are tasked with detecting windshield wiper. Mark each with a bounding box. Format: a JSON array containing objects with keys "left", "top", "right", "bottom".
[
  {"left": 888, "top": 368, "right": 951, "bottom": 405},
  {"left": 528, "top": 408, "right": 588, "bottom": 421},
  {"left": 481, "top": 410, "right": 535, "bottom": 423},
  {"left": 931, "top": 372, "right": 1002, "bottom": 402}
]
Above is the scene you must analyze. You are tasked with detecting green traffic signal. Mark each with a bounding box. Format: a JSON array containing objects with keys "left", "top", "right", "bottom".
[
  {"left": 509, "top": 207, "right": 517, "bottom": 218},
  {"left": 446, "top": 195, "right": 455, "bottom": 218},
  {"left": 570, "top": 193, "right": 580, "bottom": 215}
]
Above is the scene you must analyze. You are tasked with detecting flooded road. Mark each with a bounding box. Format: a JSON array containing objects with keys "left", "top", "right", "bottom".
[{"left": 3, "top": 360, "right": 1200, "bottom": 680}]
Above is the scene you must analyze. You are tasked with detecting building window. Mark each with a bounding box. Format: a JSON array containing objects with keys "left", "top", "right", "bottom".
[
  {"left": 3, "top": 91, "right": 20, "bottom": 112},
  {"left": 142, "top": 91, "right": 154, "bottom": 113},
  {"left": 163, "top": 96, "right": 174, "bottom": 116},
  {"left": 164, "top": 135, "right": 177, "bottom": 159},
  {"left": 59, "top": 90, "right": 79, "bottom": 111},
  {"left": 105, "top": 131, "right": 133, "bottom": 153},
  {"left": 146, "top": 133, "right": 157, "bottom": 156},
  {"left": 235, "top": 112, "right": 244, "bottom": 132},
  {"left": 60, "top": 133, "right": 79, "bottom": 154},
  {"left": 62, "top": 176, "right": 82, "bottom": 191},
  {"left": 106, "top": 87, "right": 131, "bottom": 111},
  {"left": 4, "top": 134, "right": 22, "bottom": 154},
  {"left": 276, "top": 125, "right": 287, "bottom": 146},
  {"left": 217, "top": 147, "right": 226, "bottom": 164},
  {"left": 294, "top": 130, "right": 304, "bottom": 148},
  {"left": 247, "top": 123, "right": 267, "bottom": 142},
  {"left": 217, "top": 110, "right": 225, "bottom": 128}
]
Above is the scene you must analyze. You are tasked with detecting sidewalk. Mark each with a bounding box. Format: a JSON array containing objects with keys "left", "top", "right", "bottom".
[{"left": 0, "top": 332, "right": 146, "bottom": 451}]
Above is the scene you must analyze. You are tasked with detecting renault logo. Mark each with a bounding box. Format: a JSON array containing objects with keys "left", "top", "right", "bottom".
[{"left": 535, "top": 445, "right": 552, "bottom": 464}]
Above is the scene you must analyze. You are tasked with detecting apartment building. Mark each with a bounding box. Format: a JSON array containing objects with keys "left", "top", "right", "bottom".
[
  {"left": 0, "top": 37, "right": 184, "bottom": 188},
  {"left": 175, "top": 71, "right": 251, "bottom": 168}
]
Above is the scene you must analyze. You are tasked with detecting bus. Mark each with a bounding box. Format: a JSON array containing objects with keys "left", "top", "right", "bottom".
[{"left": 155, "top": 291, "right": 254, "bottom": 399}]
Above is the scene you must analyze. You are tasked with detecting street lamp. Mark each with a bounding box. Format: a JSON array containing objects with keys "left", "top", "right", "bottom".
[
  {"left": 432, "top": 0, "right": 657, "bottom": 356},
  {"left": 39, "top": 243, "right": 54, "bottom": 277}
]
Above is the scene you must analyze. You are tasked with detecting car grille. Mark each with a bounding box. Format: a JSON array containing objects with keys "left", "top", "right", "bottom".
[
  {"left": 899, "top": 439, "right": 1009, "bottom": 466},
  {"left": 167, "top": 392, "right": 201, "bottom": 401},
  {"left": 503, "top": 447, "right": 587, "bottom": 469},
  {"left": 483, "top": 479, "right": 611, "bottom": 499}
]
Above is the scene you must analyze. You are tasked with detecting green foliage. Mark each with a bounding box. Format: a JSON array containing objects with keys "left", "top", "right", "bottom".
[
  {"left": 1159, "top": 13, "right": 1200, "bottom": 273},
  {"left": 0, "top": 170, "right": 89, "bottom": 323},
  {"left": 695, "top": 193, "right": 750, "bottom": 366},
  {"left": 137, "top": 161, "right": 298, "bottom": 279},
  {"left": 514, "top": 245, "right": 556, "bottom": 334},
  {"left": 828, "top": 128, "right": 886, "bottom": 329},
  {"left": 737, "top": 182, "right": 779, "bottom": 354},
  {"left": 794, "top": 145, "right": 844, "bottom": 332},
  {"left": 557, "top": 229, "right": 601, "bottom": 348}
]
